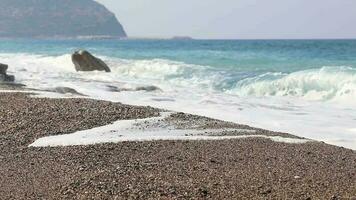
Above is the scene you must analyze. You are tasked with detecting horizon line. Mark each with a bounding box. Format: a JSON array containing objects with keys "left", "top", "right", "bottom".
[
  {"left": 1, "top": 36, "right": 356, "bottom": 41},
  {"left": 125, "top": 37, "right": 356, "bottom": 40}
]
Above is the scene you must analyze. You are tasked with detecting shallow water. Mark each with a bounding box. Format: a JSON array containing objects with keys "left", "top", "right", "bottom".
[{"left": 1, "top": 39, "right": 356, "bottom": 149}]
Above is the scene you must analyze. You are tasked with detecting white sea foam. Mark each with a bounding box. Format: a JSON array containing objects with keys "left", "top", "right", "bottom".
[
  {"left": 3, "top": 53, "right": 356, "bottom": 103},
  {"left": 1, "top": 53, "right": 356, "bottom": 150},
  {"left": 230, "top": 67, "right": 356, "bottom": 103},
  {"left": 29, "top": 112, "right": 311, "bottom": 147}
]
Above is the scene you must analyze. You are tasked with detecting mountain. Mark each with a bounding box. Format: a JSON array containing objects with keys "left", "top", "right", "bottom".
[{"left": 0, "top": 0, "right": 127, "bottom": 38}]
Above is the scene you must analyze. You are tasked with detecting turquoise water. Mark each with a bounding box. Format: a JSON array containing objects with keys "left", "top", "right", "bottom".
[
  {"left": 1, "top": 39, "right": 356, "bottom": 149},
  {"left": 1, "top": 39, "right": 356, "bottom": 92},
  {"left": 1, "top": 39, "right": 356, "bottom": 70}
]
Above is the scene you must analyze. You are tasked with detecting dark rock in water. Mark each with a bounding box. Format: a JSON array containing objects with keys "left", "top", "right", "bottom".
[
  {"left": 106, "top": 85, "right": 161, "bottom": 92},
  {"left": 135, "top": 86, "right": 161, "bottom": 92},
  {"left": 7, "top": 75, "right": 15, "bottom": 82},
  {"left": 0, "top": 74, "right": 8, "bottom": 82},
  {"left": 50, "top": 87, "right": 84, "bottom": 96},
  {"left": 0, "top": 0, "right": 127, "bottom": 38},
  {"left": 106, "top": 85, "right": 123, "bottom": 92},
  {"left": 0, "top": 63, "right": 15, "bottom": 82},
  {"left": 0, "top": 74, "right": 15, "bottom": 82},
  {"left": 0, "top": 63, "right": 8, "bottom": 74},
  {"left": 72, "top": 50, "right": 111, "bottom": 72}
]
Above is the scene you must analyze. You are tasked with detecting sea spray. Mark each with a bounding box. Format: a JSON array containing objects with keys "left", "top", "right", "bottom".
[{"left": 230, "top": 66, "right": 356, "bottom": 102}]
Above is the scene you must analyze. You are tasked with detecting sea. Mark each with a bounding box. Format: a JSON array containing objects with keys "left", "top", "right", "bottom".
[{"left": 1, "top": 39, "right": 356, "bottom": 150}]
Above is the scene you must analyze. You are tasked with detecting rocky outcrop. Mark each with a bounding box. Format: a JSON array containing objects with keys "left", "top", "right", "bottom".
[
  {"left": 0, "top": 0, "right": 127, "bottom": 38},
  {"left": 0, "top": 63, "right": 15, "bottom": 82},
  {"left": 72, "top": 50, "right": 111, "bottom": 72}
]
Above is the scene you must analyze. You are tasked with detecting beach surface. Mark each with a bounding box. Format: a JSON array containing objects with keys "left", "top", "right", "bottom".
[{"left": 0, "top": 92, "right": 355, "bottom": 199}]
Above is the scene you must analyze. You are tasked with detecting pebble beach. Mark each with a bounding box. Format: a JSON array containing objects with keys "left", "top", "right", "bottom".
[
  {"left": 1, "top": 92, "right": 355, "bottom": 199},
  {"left": 1, "top": 1, "right": 356, "bottom": 199}
]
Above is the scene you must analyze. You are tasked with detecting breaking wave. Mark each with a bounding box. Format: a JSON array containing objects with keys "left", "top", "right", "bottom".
[
  {"left": 230, "top": 67, "right": 356, "bottom": 102},
  {"left": 1, "top": 53, "right": 356, "bottom": 103}
]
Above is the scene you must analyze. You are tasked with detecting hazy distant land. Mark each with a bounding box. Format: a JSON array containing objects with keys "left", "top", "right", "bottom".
[{"left": 0, "top": 0, "right": 126, "bottom": 38}]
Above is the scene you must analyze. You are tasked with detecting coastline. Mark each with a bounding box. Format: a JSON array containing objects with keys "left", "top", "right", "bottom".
[
  {"left": 2, "top": 39, "right": 356, "bottom": 150},
  {"left": 0, "top": 92, "right": 355, "bottom": 199}
]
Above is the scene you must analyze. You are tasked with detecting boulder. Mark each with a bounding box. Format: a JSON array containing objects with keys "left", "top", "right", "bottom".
[
  {"left": 71, "top": 50, "right": 111, "bottom": 72},
  {"left": 0, "top": 63, "right": 15, "bottom": 82},
  {"left": 0, "top": 74, "right": 15, "bottom": 82},
  {"left": 0, "top": 63, "right": 8, "bottom": 74}
]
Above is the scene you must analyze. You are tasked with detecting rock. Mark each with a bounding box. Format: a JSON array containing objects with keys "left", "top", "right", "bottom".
[
  {"left": 0, "top": 63, "right": 8, "bottom": 74},
  {"left": 106, "top": 85, "right": 161, "bottom": 92},
  {"left": 51, "top": 87, "right": 84, "bottom": 96},
  {"left": 0, "top": 74, "right": 15, "bottom": 82},
  {"left": 260, "top": 188, "right": 272, "bottom": 195},
  {"left": 135, "top": 86, "right": 161, "bottom": 92},
  {"left": 72, "top": 50, "right": 111, "bottom": 72},
  {"left": 0, "top": 74, "right": 7, "bottom": 81},
  {"left": 106, "top": 85, "right": 120, "bottom": 92},
  {"left": 0, "top": 63, "right": 15, "bottom": 82},
  {"left": 106, "top": 85, "right": 130, "bottom": 92}
]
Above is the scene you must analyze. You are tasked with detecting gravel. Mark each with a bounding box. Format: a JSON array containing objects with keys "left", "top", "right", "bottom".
[{"left": 0, "top": 92, "right": 355, "bottom": 199}]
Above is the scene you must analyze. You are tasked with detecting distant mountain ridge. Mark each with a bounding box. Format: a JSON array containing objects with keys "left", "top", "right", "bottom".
[{"left": 0, "top": 0, "right": 127, "bottom": 38}]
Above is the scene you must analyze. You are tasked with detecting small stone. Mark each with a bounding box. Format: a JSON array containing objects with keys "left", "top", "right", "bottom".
[{"left": 261, "top": 189, "right": 272, "bottom": 195}]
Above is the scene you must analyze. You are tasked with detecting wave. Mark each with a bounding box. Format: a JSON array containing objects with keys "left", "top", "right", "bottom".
[
  {"left": 0, "top": 53, "right": 224, "bottom": 93},
  {"left": 229, "top": 66, "right": 356, "bottom": 102},
  {"left": 1, "top": 53, "right": 356, "bottom": 103},
  {"left": 0, "top": 53, "right": 74, "bottom": 72}
]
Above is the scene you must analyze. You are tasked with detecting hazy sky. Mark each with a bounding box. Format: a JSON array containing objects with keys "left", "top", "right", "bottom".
[{"left": 96, "top": 0, "right": 356, "bottom": 39}]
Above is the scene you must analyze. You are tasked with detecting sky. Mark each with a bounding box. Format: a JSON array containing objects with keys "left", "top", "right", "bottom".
[{"left": 96, "top": 0, "right": 356, "bottom": 39}]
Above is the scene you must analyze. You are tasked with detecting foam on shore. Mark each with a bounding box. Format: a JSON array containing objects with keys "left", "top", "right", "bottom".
[{"left": 29, "top": 112, "right": 312, "bottom": 147}]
